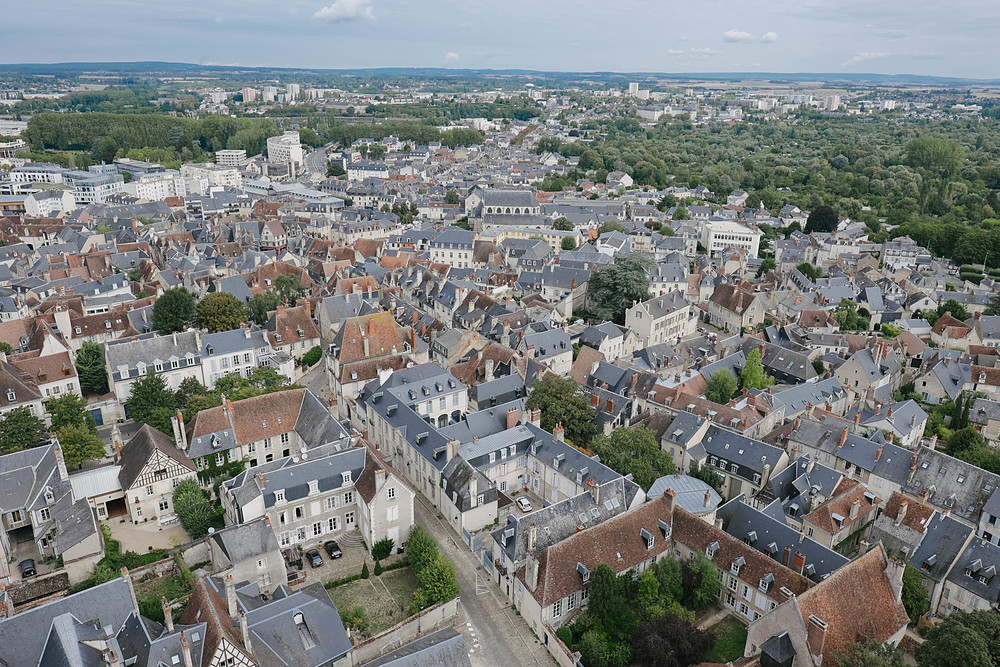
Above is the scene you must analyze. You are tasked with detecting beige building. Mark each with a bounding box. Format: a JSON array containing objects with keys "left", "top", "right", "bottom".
[
  {"left": 625, "top": 290, "right": 696, "bottom": 348},
  {"left": 117, "top": 424, "right": 197, "bottom": 525}
]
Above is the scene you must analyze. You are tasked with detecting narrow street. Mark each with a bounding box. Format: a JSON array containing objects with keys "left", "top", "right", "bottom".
[{"left": 412, "top": 495, "right": 552, "bottom": 667}]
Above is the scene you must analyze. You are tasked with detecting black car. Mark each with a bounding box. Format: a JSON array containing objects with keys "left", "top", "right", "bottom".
[
  {"left": 18, "top": 559, "right": 36, "bottom": 577},
  {"left": 323, "top": 540, "right": 342, "bottom": 559},
  {"left": 306, "top": 548, "right": 323, "bottom": 568}
]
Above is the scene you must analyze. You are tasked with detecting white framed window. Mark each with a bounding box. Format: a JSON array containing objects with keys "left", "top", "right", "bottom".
[
  {"left": 281, "top": 433, "right": 290, "bottom": 445},
  {"left": 342, "top": 471, "right": 352, "bottom": 484},
  {"left": 387, "top": 487, "right": 396, "bottom": 500},
  {"left": 552, "top": 599, "right": 563, "bottom": 618},
  {"left": 328, "top": 517, "right": 339, "bottom": 532},
  {"left": 146, "top": 485, "right": 155, "bottom": 496},
  {"left": 38, "top": 507, "right": 50, "bottom": 521},
  {"left": 312, "top": 522, "right": 322, "bottom": 537},
  {"left": 158, "top": 499, "right": 169, "bottom": 512},
  {"left": 276, "top": 490, "right": 285, "bottom": 503},
  {"left": 345, "top": 511, "right": 355, "bottom": 526},
  {"left": 324, "top": 497, "right": 338, "bottom": 511},
  {"left": 344, "top": 491, "right": 354, "bottom": 505}
]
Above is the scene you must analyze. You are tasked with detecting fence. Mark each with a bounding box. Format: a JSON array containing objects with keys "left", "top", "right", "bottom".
[{"left": 334, "top": 597, "right": 460, "bottom": 667}]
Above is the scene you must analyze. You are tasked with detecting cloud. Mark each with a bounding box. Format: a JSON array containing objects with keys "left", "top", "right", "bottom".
[
  {"left": 666, "top": 49, "right": 684, "bottom": 55},
  {"left": 690, "top": 47, "right": 720, "bottom": 55},
  {"left": 313, "top": 0, "right": 374, "bottom": 23},
  {"left": 724, "top": 29, "right": 756, "bottom": 42},
  {"left": 760, "top": 31, "right": 778, "bottom": 43},
  {"left": 841, "top": 51, "right": 890, "bottom": 67},
  {"left": 444, "top": 52, "right": 460, "bottom": 62}
]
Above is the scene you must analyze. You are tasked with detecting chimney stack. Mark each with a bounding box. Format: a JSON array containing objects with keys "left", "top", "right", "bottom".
[
  {"left": 526, "top": 551, "right": 539, "bottom": 592},
  {"left": 853, "top": 411, "right": 860, "bottom": 425},
  {"left": 162, "top": 596, "right": 174, "bottom": 632},
  {"left": 553, "top": 422, "right": 565, "bottom": 442},
  {"left": 839, "top": 427, "right": 848, "bottom": 447},
  {"left": 506, "top": 407, "right": 519, "bottom": 430},
  {"left": 782, "top": 546, "right": 792, "bottom": 567},
  {"left": 704, "top": 488, "right": 712, "bottom": 508},
  {"left": 180, "top": 631, "right": 194, "bottom": 667},
  {"left": 528, "top": 523, "right": 537, "bottom": 552},
  {"left": 588, "top": 479, "right": 600, "bottom": 505},
  {"left": 849, "top": 498, "right": 860, "bottom": 520},
  {"left": 793, "top": 550, "right": 807, "bottom": 574},
  {"left": 807, "top": 615, "right": 828, "bottom": 660},
  {"left": 225, "top": 574, "right": 238, "bottom": 621},
  {"left": 530, "top": 408, "right": 541, "bottom": 427},
  {"left": 896, "top": 502, "right": 908, "bottom": 528},
  {"left": 239, "top": 610, "right": 253, "bottom": 655}
]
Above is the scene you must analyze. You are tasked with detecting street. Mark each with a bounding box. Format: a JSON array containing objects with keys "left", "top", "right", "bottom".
[
  {"left": 412, "top": 495, "right": 552, "bottom": 667},
  {"left": 304, "top": 146, "right": 329, "bottom": 176}
]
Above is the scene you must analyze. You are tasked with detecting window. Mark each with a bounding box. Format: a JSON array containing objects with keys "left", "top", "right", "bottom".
[
  {"left": 740, "top": 584, "right": 751, "bottom": 599},
  {"left": 344, "top": 491, "right": 354, "bottom": 505},
  {"left": 171, "top": 359, "right": 179, "bottom": 369},
  {"left": 281, "top": 433, "right": 290, "bottom": 445},
  {"left": 387, "top": 506, "right": 399, "bottom": 521},
  {"left": 159, "top": 499, "right": 169, "bottom": 512},
  {"left": 216, "top": 452, "right": 225, "bottom": 465},
  {"left": 387, "top": 487, "right": 396, "bottom": 500},
  {"left": 276, "top": 490, "right": 285, "bottom": 503},
  {"left": 499, "top": 480, "right": 508, "bottom": 492},
  {"left": 328, "top": 517, "right": 339, "bottom": 532},
  {"left": 552, "top": 599, "right": 563, "bottom": 618},
  {"left": 324, "top": 497, "right": 338, "bottom": 511},
  {"left": 312, "top": 522, "right": 322, "bottom": 537},
  {"left": 728, "top": 576, "right": 738, "bottom": 591},
  {"left": 38, "top": 507, "right": 50, "bottom": 521},
  {"left": 342, "top": 472, "right": 352, "bottom": 484},
  {"left": 146, "top": 485, "right": 155, "bottom": 496},
  {"left": 452, "top": 394, "right": 459, "bottom": 406},
  {"left": 739, "top": 602, "right": 750, "bottom": 617},
  {"left": 567, "top": 592, "right": 576, "bottom": 611},
  {"left": 345, "top": 511, "right": 355, "bottom": 526},
  {"left": 295, "top": 506, "right": 304, "bottom": 520}
]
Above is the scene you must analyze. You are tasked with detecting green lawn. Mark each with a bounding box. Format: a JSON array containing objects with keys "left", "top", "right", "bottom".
[
  {"left": 327, "top": 568, "right": 420, "bottom": 636},
  {"left": 705, "top": 616, "right": 749, "bottom": 663}
]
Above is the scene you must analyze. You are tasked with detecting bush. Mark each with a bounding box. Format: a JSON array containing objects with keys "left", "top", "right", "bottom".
[
  {"left": 374, "top": 560, "right": 383, "bottom": 576},
  {"left": 556, "top": 625, "right": 574, "bottom": 647},
  {"left": 173, "top": 479, "right": 222, "bottom": 539},
  {"left": 301, "top": 345, "right": 322, "bottom": 367},
  {"left": 340, "top": 606, "right": 370, "bottom": 634},
  {"left": 371, "top": 537, "right": 395, "bottom": 562},
  {"left": 325, "top": 573, "right": 363, "bottom": 589},
  {"left": 361, "top": 562, "right": 370, "bottom": 579}
]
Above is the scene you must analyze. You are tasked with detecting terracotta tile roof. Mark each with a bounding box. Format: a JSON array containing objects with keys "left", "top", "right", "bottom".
[
  {"left": 0, "top": 319, "right": 29, "bottom": 348},
  {"left": 189, "top": 388, "right": 306, "bottom": 446},
  {"left": 972, "top": 365, "right": 1000, "bottom": 388},
  {"left": 932, "top": 312, "right": 972, "bottom": 337},
  {"left": 569, "top": 346, "right": 604, "bottom": 385},
  {"left": 449, "top": 343, "right": 519, "bottom": 386},
  {"left": 795, "top": 548, "right": 909, "bottom": 666},
  {"left": 10, "top": 350, "right": 76, "bottom": 385},
  {"left": 252, "top": 262, "right": 313, "bottom": 290},
  {"left": 672, "top": 507, "right": 814, "bottom": 598},
  {"left": 354, "top": 238, "right": 383, "bottom": 259},
  {"left": 178, "top": 579, "right": 252, "bottom": 667},
  {"left": 881, "top": 491, "right": 934, "bottom": 534},
  {"left": 335, "top": 275, "right": 378, "bottom": 296},
  {"left": 709, "top": 283, "right": 759, "bottom": 315},
  {"left": 802, "top": 479, "right": 880, "bottom": 534},
  {"left": 799, "top": 310, "right": 834, "bottom": 329},
  {"left": 0, "top": 359, "right": 41, "bottom": 407},
  {"left": 267, "top": 305, "right": 320, "bottom": 348},
  {"left": 335, "top": 312, "right": 405, "bottom": 366}
]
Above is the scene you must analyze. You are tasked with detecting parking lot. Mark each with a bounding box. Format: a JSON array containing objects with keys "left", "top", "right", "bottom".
[
  {"left": 286, "top": 532, "right": 404, "bottom": 586},
  {"left": 508, "top": 488, "right": 545, "bottom": 516}
]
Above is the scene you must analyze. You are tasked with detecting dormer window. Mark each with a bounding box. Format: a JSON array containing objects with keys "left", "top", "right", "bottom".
[
  {"left": 706, "top": 541, "right": 719, "bottom": 560},
  {"left": 308, "top": 480, "right": 319, "bottom": 495},
  {"left": 275, "top": 490, "right": 285, "bottom": 503},
  {"left": 640, "top": 527, "right": 654, "bottom": 551},
  {"left": 658, "top": 519, "right": 672, "bottom": 540},
  {"left": 731, "top": 556, "right": 745, "bottom": 575},
  {"left": 577, "top": 562, "right": 590, "bottom": 584},
  {"left": 342, "top": 472, "right": 352, "bottom": 485},
  {"left": 6, "top": 389, "right": 14, "bottom": 402}
]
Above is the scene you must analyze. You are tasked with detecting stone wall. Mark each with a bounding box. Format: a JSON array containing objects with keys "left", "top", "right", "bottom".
[
  {"left": 333, "top": 597, "right": 460, "bottom": 667},
  {"left": 8, "top": 571, "right": 69, "bottom": 605}
]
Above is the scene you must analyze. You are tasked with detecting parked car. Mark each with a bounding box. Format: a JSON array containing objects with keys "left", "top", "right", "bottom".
[
  {"left": 306, "top": 549, "right": 323, "bottom": 568},
  {"left": 323, "top": 540, "right": 342, "bottom": 559},
  {"left": 18, "top": 559, "right": 36, "bottom": 578},
  {"left": 515, "top": 497, "right": 533, "bottom": 513}
]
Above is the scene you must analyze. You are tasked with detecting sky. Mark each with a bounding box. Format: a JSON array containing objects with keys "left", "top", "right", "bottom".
[{"left": 6, "top": 0, "right": 1000, "bottom": 79}]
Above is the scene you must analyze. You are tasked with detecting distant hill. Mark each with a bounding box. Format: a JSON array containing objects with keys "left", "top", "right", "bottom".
[{"left": 0, "top": 62, "right": 996, "bottom": 86}]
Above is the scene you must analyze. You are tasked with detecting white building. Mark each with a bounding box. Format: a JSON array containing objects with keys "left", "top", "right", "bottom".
[
  {"left": 215, "top": 149, "right": 247, "bottom": 168},
  {"left": 266, "top": 131, "right": 304, "bottom": 175},
  {"left": 285, "top": 83, "right": 301, "bottom": 99},
  {"left": 180, "top": 163, "right": 242, "bottom": 194},
  {"left": 123, "top": 170, "right": 187, "bottom": 201},
  {"left": 700, "top": 219, "right": 763, "bottom": 258},
  {"left": 241, "top": 88, "right": 257, "bottom": 103},
  {"left": 262, "top": 86, "right": 278, "bottom": 102},
  {"left": 625, "top": 291, "right": 697, "bottom": 348}
]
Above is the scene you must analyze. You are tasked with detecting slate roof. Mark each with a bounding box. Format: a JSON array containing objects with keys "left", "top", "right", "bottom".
[
  {"left": 362, "top": 627, "right": 470, "bottom": 667},
  {"left": 946, "top": 538, "right": 1000, "bottom": 606},
  {"left": 907, "top": 513, "right": 973, "bottom": 582},
  {"left": 904, "top": 447, "right": 1000, "bottom": 523}
]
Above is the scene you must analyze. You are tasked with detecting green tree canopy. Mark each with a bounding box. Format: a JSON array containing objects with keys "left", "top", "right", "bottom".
[
  {"left": 834, "top": 641, "right": 905, "bottom": 667},
  {"left": 804, "top": 205, "right": 839, "bottom": 233},
  {"left": 0, "top": 406, "right": 48, "bottom": 455},
  {"left": 247, "top": 292, "right": 280, "bottom": 327},
  {"left": 589, "top": 426, "right": 676, "bottom": 491},
  {"left": 47, "top": 393, "right": 97, "bottom": 434},
  {"left": 406, "top": 525, "right": 438, "bottom": 574},
  {"left": 561, "top": 236, "right": 578, "bottom": 250},
  {"left": 444, "top": 189, "right": 461, "bottom": 205},
  {"left": 151, "top": 287, "right": 196, "bottom": 334},
  {"left": 553, "top": 217, "right": 574, "bottom": 231},
  {"left": 901, "top": 565, "right": 930, "bottom": 623},
  {"left": 196, "top": 292, "right": 248, "bottom": 333},
  {"left": 598, "top": 220, "right": 624, "bottom": 235},
  {"left": 76, "top": 341, "right": 109, "bottom": 394},
  {"left": 631, "top": 614, "right": 711, "bottom": 667},
  {"left": 525, "top": 375, "right": 597, "bottom": 446},
  {"left": 905, "top": 136, "right": 964, "bottom": 178},
  {"left": 740, "top": 349, "right": 774, "bottom": 390},
  {"left": 172, "top": 479, "right": 222, "bottom": 539},
  {"left": 796, "top": 261, "right": 822, "bottom": 281},
  {"left": 274, "top": 274, "right": 307, "bottom": 306},
  {"left": 672, "top": 206, "right": 689, "bottom": 220},
  {"left": 413, "top": 550, "right": 460, "bottom": 607},
  {"left": 688, "top": 461, "right": 724, "bottom": 494},
  {"left": 937, "top": 298, "right": 970, "bottom": 321},
  {"left": 588, "top": 254, "right": 654, "bottom": 324},
  {"left": 124, "top": 373, "right": 177, "bottom": 434},
  {"left": 58, "top": 424, "right": 107, "bottom": 468},
  {"left": 705, "top": 369, "right": 737, "bottom": 404},
  {"left": 916, "top": 610, "right": 997, "bottom": 667}
]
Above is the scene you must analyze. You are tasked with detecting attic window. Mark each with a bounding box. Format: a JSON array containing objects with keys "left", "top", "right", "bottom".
[
  {"left": 5, "top": 389, "right": 13, "bottom": 402},
  {"left": 577, "top": 562, "right": 590, "bottom": 583},
  {"left": 658, "top": 519, "right": 672, "bottom": 539},
  {"left": 706, "top": 541, "right": 719, "bottom": 559},
  {"left": 958, "top": 476, "right": 965, "bottom": 484},
  {"left": 640, "top": 528, "right": 654, "bottom": 550}
]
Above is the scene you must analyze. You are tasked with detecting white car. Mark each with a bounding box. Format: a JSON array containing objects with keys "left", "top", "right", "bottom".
[{"left": 515, "top": 497, "right": 533, "bottom": 513}]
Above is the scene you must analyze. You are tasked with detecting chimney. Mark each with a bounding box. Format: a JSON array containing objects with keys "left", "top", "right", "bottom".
[
  {"left": 446, "top": 438, "right": 460, "bottom": 461},
  {"left": 606, "top": 398, "right": 614, "bottom": 412},
  {"left": 806, "top": 458, "right": 815, "bottom": 474},
  {"left": 793, "top": 550, "right": 806, "bottom": 574},
  {"left": 875, "top": 447, "right": 883, "bottom": 461},
  {"left": 530, "top": 408, "right": 541, "bottom": 427},
  {"left": 591, "top": 393, "right": 600, "bottom": 407},
  {"left": 304, "top": 299, "right": 311, "bottom": 318},
  {"left": 849, "top": 498, "right": 860, "bottom": 520},
  {"left": 896, "top": 501, "right": 908, "bottom": 527},
  {"left": 180, "top": 631, "right": 194, "bottom": 667},
  {"left": 412, "top": 309, "right": 419, "bottom": 324},
  {"left": 839, "top": 427, "right": 848, "bottom": 447},
  {"left": 506, "top": 407, "right": 519, "bottom": 430},
  {"left": 806, "top": 615, "right": 828, "bottom": 660},
  {"left": 783, "top": 546, "right": 792, "bottom": 567},
  {"left": 121, "top": 568, "right": 139, "bottom": 613},
  {"left": 485, "top": 358, "right": 495, "bottom": 382},
  {"left": 588, "top": 479, "right": 600, "bottom": 505},
  {"left": 225, "top": 574, "right": 237, "bottom": 621},
  {"left": 526, "top": 551, "right": 539, "bottom": 592},
  {"left": 528, "top": 523, "right": 537, "bottom": 552},
  {"left": 715, "top": 516, "right": 724, "bottom": 530},
  {"left": 162, "top": 596, "right": 174, "bottom": 632},
  {"left": 363, "top": 336, "right": 370, "bottom": 357},
  {"left": 114, "top": 439, "right": 122, "bottom": 462},
  {"left": 887, "top": 407, "right": 893, "bottom": 419},
  {"left": 239, "top": 610, "right": 253, "bottom": 655},
  {"left": 919, "top": 488, "right": 929, "bottom": 501},
  {"left": 876, "top": 404, "right": 882, "bottom": 415},
  {"left": 277, "top": 305, "right": 286, "bottom": 317},
  {"left": 553, "top": 422, "right": 565, "bottom": 442},
  {"left": 469, "top": 474, "right": 478, "bottom": 507},
  {"left": 704, "top": 488, "right": 712, "bottom": 508},
  {"left": 374, "top": 466, "right": 386, "bottom": 489},
  {"left": 53, "top": 441, "right": 68, "bottom": 481}
]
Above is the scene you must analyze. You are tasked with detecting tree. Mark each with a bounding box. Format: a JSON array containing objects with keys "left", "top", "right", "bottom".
[
  {"left": 881, "top": 323, "right": 902, "bottom": 338},
  {"left": 587, "top": 254, "right": 654, "bottom": 324},
  {"left": 901, "top": 565, "right": 930, "bottom": 623},
  {"left": 561, "top": 236, "right": 578, "bottom": 251},
  {"left": 683, "top": 553, "right": 721, "bottom": 610},
  {"left": 688, "top": 461, "right": 724, "bottom": 494},
  {"left": 196, "top": 292, "right": 248, "bottom": 333},
  {"left": 598, "top": 220, "right": 624, "bottom": 235},
  {"left": 947, "top": 426, "right": 982, "bottom": 457},
  {"left": 705, "top": 369, "right": 737, "bottom": 404},
  {"left": 76, "top": 341, "right": 109, "bottom": 394},
  {"left": 937, "top": 299, "right": 970, "bottom": 322},
  {"left": 444, "top": 189, "right": 461, "bottom": 205},
  {"left": 173, "top": 479, "right": 221, "bottom": 538},
  {"left": 361, "top": 562, "right": 370, "bottom": 579},
  {"left": 124, "top": 373, "right": 177, "bottom": 434},
  {"left": 631, "top": 614, "right": 711, "bottom": 667},
  {"left": 326, "top": 162, "right": 345, "bottom": 177},
  {"left": 553, "top": 217, "right": 574, "bottom": 231},
  {"left": 58, "top": 424, "right": 107, "bottom": 468},
  {"left": 0, "top": 406, "right": 48, "bottom": 455},
  {"left": 247, "top": 292, "right": 280, "bottom": 326},
  {"left": 985, "top": 293, "right": 1000, "bottom": 317},
  {"left": 796, "top": 261, "right": 822, "bottom": 281},
  {"left": 274, "top": 274, "right": 307, "bottom": 306},
  {"left": 905, "top": 136, "right": 964, "bottom": 178},
  {"left": 740, "top": 349, "right": 774, "bottom": 390},
  {"left": 413, "top": 551, "right": 459, "bottom": 606},
  {"left": 834, "top": 641, "right": 905, "bottom": 667},
  {"left": 302, "top": 345, "right": 322, "bottom": 367},
  {"left": 371, "top": 537, "right": 394, "bottom": 561},
  {"left": 589, "top": 427, "right": 676, "bottom": 491},
  {"left": 406, "top": 525, "right": 438, "bottom": 574},
  {"left": 589, "top": 564, "right": 639, "bottom": 641},
  {"left": 804, "top": 205, "right": 839, "bottom": 233},
  {"left": 756, "top": 257, "right": 776, "bottom": 277},
  {"left": 833, "top": 298, "right": 870, "bottom": 331},
  {"left": 151, "top": 287, "right": 196, "bottom": 334},
  {"left": 916, "top": 611, "right": 996, "bottom": 667},
  {"left": 47, "top": 393, "right": 97, "bottom": 434},
  {"left": 672, "top": 206, "right": 689, "bottom": 220},
  {"left": 525, "top": 375, "right": 597, "bottom": 446}
]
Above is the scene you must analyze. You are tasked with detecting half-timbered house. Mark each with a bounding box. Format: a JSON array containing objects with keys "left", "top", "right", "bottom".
[{"left": 118, "top": 423, "right": 197, "bottom": 525}]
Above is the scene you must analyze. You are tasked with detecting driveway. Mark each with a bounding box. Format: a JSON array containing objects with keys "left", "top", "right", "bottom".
[
  {"left": 414, "top": 495, "right": 551, "bottom": 667},
  {"left": 288, "top": 534, "right": 380, "bottom": 585},
  {"left": 105, "top": 518, "right": 190, "bottom": 552}
]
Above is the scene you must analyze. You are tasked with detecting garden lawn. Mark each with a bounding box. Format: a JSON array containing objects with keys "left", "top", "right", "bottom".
[
  {"left": 705, "top": 616, "right": 749, "bottom": 663},
  {"left": 327, "top": 568, "right": 420, "bottom": 636}
]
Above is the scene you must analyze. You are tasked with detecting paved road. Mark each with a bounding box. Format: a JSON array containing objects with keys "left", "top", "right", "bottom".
[
  {"left": 304, "top": 148, "right": 328, "bottom": 176},
  {"left": 413, "top": 495, "right": 551, "bottom": 667},
  {"left": 299, "top": 360, "right": 331, "bottom": 401}
]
